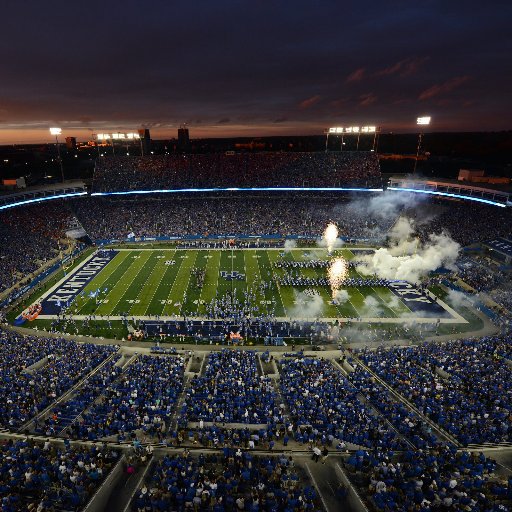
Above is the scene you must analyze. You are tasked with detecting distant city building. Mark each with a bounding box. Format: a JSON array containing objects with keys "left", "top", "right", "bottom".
[
  {"left": 178, "top": 125, "right": 190, "bottom": 151},
  {"left": 138, "top": 128, "right": 151, "bottom": 155},
  {"left": 234, "top": 140, "right": 266, "bottom": 151},
  {"left": 458, "top": 168, "right": 510, "bottom": 185},
  {"left": 65, "top": 137, "right": 77, "bottom": 150}
]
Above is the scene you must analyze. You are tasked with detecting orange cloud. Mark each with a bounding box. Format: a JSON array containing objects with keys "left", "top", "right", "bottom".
[
  {"left": 419, "top": 76, "right": 470, "bottom": 100},
  {"left": 359, "top": 93, "right": 377, "bottom": 107},
  {"left": 346, "top": 67, "right": 365, "bottom": 83},
  {"left": 377, "top": 57, "right": 428, "bottom": 77},
  {"left": 298, "top": 95, "right": 322, "bottom": 109}
]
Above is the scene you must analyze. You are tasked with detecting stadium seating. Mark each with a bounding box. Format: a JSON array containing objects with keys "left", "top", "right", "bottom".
[
  {"left": 0, "top": 438, "right": 120, "bottom": 511},
  {"left": 131, "top": 450, "right": 322, "bottom": 511},
  {"left": 279, "top": 357, "right": 408, "bottom": 449},
  {"left": 183, "top": 349, "right": 279, "bottom": 424},
  {"left": 0, "top": 203, "right": 71, "bottom": 293},
  {"left": 356, "top": 336, "right": 512, "bottom": 445},
  {"left": 70, "top": 194, "right": 396, "bottom": 242},
  {"left": 345, "top": 445, "right": 511, "bottom": 510},
  {"left": 91, "top": 152, "right": 383, "bottom": 193},
  {"left": 0, "top": 330, "right": 117, "bottom": 429},
  {"left": 68, "top": 354, "right": 185, "bottom": 442}
]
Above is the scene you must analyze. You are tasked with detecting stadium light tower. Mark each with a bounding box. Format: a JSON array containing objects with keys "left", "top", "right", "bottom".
[
  {"left": 49, "top": 127, "right": 65, "bottom": 182},
  {"left": 414, "top": 116, "right": 431, "bottom": 174}
]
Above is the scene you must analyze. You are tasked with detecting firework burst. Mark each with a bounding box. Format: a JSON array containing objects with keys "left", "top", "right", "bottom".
[
  {"left": 323, "top": 223, "right": 339, "bottom": 254},
  {"left": 328, "top": 257, "right": 348, "bottom": 299}
]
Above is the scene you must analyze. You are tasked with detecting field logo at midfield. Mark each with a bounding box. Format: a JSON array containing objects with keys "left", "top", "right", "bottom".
[
  {"left": 41, "top": 251, "right": 118, "bottom": 314},
  {"left": 220, "top": 270, "right": 245, "bottom": 281}
]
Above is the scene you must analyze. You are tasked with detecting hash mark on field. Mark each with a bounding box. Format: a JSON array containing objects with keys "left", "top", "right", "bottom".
[
  {"left": 105, "top": 251, "right": 153, "bottom": 315},
  {"left": 164, "top": 251, "right": 199, "bottom": 316},
  {"left": 128, "top": 253, "right": 168, "bottom": 315},
  {"left": 143, "top": 250, "right": 177, "bottom": 316}
]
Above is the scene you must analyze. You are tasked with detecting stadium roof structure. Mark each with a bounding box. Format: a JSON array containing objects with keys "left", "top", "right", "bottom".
[
  {"left": 0, "top": 181, "right": 87, "bottom": 210},
  {"left": 388, "top": 177, "right": 511, "bottom": 207}
]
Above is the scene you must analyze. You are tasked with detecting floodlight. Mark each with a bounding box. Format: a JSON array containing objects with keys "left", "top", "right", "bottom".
[
  {"left": 417, "top": 116, "right": 431, "bottom": 125},
  {"left": 49, "top": 127, "right": 62, "bottom": 135}
]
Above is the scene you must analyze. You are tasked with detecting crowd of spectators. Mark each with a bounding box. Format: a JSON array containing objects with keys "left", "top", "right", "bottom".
[
  {"left": 0, "top": 329, "right": 117, "bottom": 429},
  {"left": 71, "top": 194, "right": 395, "bottom": 241},
  {"left": 413, "top": 200, "right": 512, "bottom": 247},
  {"left": 356, "top": 336, "right": 512, "bottom": 445},
  {"left": 345, "top": 363, "right": 438, "bottom": 449},
  {"left": 489, "top": 287, "right": 512, "bottom": 315},
  {"left": 279, "top": 357, "right": 407, "bottom": 449},
  {"left": 92, "top": 152, "right": 383, "bottom": 193},
  {"left": 132, "top": 449, "right": 321, "bottom": 511},
  {"left": 0, "top": 325, "right": 511, "bottom": 510},
  {"left": 183, "top": 350, "right": 279, "bottom": 424},
  {"left": 0, "top": 203, "right": 71, "bottom": 293},
  {"left": 64, "top": 354, "right": 185, "bottom": 442},
  {"left": 0, "top": 437, "right": 120, "bottom": 511},
  {"left": 35, "top": 354, "right": 123, "bottom": 437},
  {"left": 450, "top": 256, "right": 512, "bottom": 318},
  {"left": 345, "top": 445, "right": 511, "bottom": 511},
  {"left": 455, "top": 256, "right": 505, "bottom": 292},
  {"left": 173, "top": 425, "right": 287, "bottom": 450}
]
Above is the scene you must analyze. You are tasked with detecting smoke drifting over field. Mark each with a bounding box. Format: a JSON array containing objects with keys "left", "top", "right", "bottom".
[
  {"left": 289, "top": 291, "right": 324, "bottom": 319},
  {"left": 357, "top": 217, "right": 460, "bottom": 283},
  {"left": 284, "top": 239, "right": 297, "bottom": 252}
]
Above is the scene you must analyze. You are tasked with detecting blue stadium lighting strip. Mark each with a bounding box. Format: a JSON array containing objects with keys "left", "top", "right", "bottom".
[
  {"left": 0, "top": 192, "right": 88, "bottom": 211},
  {"left": 387, "top": 187, "right": 507, "bottom": 208},
  {"left": 90, "top": 187, "right": 384, "bottom": 196}
]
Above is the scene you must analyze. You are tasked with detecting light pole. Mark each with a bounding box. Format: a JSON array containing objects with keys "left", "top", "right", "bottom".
[
  {"left": 49, "top": 127, "right": 65, "bottom": 182},
  {"left": 414, "top": 116, "right": 431, "bottom": 174}
]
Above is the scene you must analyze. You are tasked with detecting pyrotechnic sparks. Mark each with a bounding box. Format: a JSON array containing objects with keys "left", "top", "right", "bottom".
[
  {"left": 323, "top": 223, "right": 339, "bottom": 253},
  {"left": 328, "top": 257, "right": 348, "bottom": 299}
]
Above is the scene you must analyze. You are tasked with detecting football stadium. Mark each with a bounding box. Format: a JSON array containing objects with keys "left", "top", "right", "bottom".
[
  {"left": 0, "top": 147, "right": 511, "bottom": 512},
  {"left": 1, "top": 0, "right": 512, "bottom": 509}
]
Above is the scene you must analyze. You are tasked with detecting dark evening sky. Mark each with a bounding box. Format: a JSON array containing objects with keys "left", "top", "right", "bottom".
[{"left": 1, "top": 0, "right": 511, "bottom": 143}]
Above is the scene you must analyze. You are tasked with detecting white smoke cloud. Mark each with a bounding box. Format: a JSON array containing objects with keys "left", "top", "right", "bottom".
[
  {"left": 333, "top": 289, "right": 350, "bottom": 304},
  {"left": 346, "top": 191, "right": 426, "bottom": 221},
  {"left": 284, "top": 239, "right": 297, "bottom": 252},
  {"left": 357, "top": 218, "right": 460, "bottom": 284},
  {"left": 317, "top": 236, "right": 343, "bottom": 251},
  {"left": 361, "top": 295, "right": 384, "bottom": 316},
  {"left": 389, "top": 217, "right": 416, "bottom": 241},
  {"left": 289, "top": 291, "right": 324, "bottom": 319},
  {"left": 446, "top": 288, "right": 467, "bottom": 309}
]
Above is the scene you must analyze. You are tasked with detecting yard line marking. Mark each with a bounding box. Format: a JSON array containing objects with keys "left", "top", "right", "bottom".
[
  {"left": 143, "top": 250, "right": 177, "bottom": 316},
  {"left": 164, "top": 250, "right": 199, "bottom": 316},
  {"left": 250, "top": 250, "right": 268, "bottom": 315},
  {"left": 264, "top": 250, "right": 288, "bottom": 317},
  {"left": 104, "top": 251, "right": 153, "bottom": 316},
  {"left": 127, "top": 252, "right": 168, "bottom": 316}
]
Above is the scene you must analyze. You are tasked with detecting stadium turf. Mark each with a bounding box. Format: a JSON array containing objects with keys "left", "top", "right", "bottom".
[{"left": 35, "top": 248, "right": 458, "bottom": 322}]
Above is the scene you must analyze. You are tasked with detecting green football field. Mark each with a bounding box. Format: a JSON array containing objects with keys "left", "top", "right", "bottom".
[{"left": 34, "top": 247, "right": 464, "bottom": 323}]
